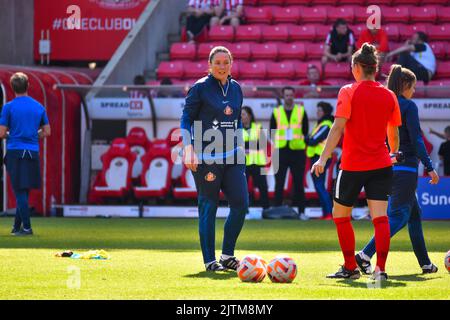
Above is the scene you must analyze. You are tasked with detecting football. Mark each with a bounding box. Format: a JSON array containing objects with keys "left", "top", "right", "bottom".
[
  {"left": 267, "top": 255, "right": 297, "bottom": 283},
  {"left": 237, "top": 254, "right": 267, "bottom": 282},
  {"left": 445, "top": 250, "right": 450, "bottom": 272}
]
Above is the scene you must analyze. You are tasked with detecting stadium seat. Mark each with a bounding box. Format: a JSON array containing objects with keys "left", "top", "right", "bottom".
[
  {"left": 258, "top": 0, "right": 284, "bottom": 5},
  {"left": 244, "top": 6, "right": 272, "bottom": 24},
  {"left": 228, "top": 42, "right": 252, "bottom": 60},
  {"left": 261, "top": 25, "right": 289, "bottom": 42},
  {"left": 284, "top": 0, "right": 310, "bottom": 4},
  {"left": 90, "top": 138, "right": 136, "bottom": 201},
  {"left": 340, "top": 0, "right": 370, "bottom": 4},
  {"left": 324, "top": 62, "right": 351, "bottom": 79},
  {"left": 435, "top": 61, "right": 450, "bottom": 79},
  {"left": 305, "top": 43, "right": 325, "bottom": 60},
  {"left": 272, "top": 6, "right": 301, "bottom": 24},
  {"left": 134, "top": 140, "right": 173, "bottom": 199},
  {"left": 427, "top": 80, "right": 450, "bottom": 98},
  {"left": 350, "top": 24, "right": 366, "bottom": 39},
  {"left": 237, "top": 61, "right": 267, "bottom": 79},
  {"left": 266, "top": 61, "right": 296, "bottom": 79},
  {"left": 430, "top": 42, "right": 447, "bottom": 60},
  {"left": 384, "top": 24, "right": 400, "bottom": 41},
  {"left": 314, "top": 25, "right": 333, "bottom": 42},
  {"left": 235, "top": 25, "right": 263, "bottom": 42},
  {"left": 392, "top": 0, "right": 420, "bottom": 4},
  {"left": 157, "top": 61, "right": 184, "bottom": 79},
  {"left": 172, "top": 166, "right": 197, "bottom": 199},
  {"left": 292, "top": 60, "right": 322, "bottom": 78},
  {"left": 277, "top": 42, "right": 306, "bottom": 60},
  {"left": 126, "top": 127, "right": 151, "bottom": 182},
  {"left": 166, "top": 128, "right": 184, "bottom": 184},
  {"left": 309, "top": 0, "right": 338, "bottom": 5},
  {"left": 300, "top": 6, "right": 327, "bottom": 23},
  {"left": 380, "top": 6, "right": 410, "bottom": 23},
  {"left": 425, "top": 0, "right": 448, "bottom": 4},
  {"left": 286, "top": 24, "right": 316, "bottom": 41},
  {"left": 197, "top": 42, "right": 231, "bottom": 59},
  {"left": 398, "top": 23, "right": 430, "bottom": 41},
  {"left": 352, "top": 6, "right": 370, "bottom": 24},
  {"left": 327, "top": 6, "right": 355, "bottom": 24},
  {"left": 208, "top": 26, "right": 235, "bottom": 42},
  {"left": 437, "top": 6, "right": 450, "bottom": 23},
  {"left": 244, "top": 0, "right": 259, "bottom": 5},
  {"left": 170, "top": 43, "right": 196, "bottom": 60},
  {"left": 249, "top": 43, "right": 279, "bottom": 60},
  {"left": 427, "top": 24, "right": 450, "bottom": 41},
  {"left": 409, "top": 6, "right": 438, "bottom": 23},
  {"left": 183, "top": 61, "right": 209, "bottom": 79}
]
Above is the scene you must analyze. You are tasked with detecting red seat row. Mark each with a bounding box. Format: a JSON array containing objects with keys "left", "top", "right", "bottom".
[
  {"left": 244, "top": 5, "right": 450, "bottom": 24},
  {"left": 245, "top": 0, "right": 448, "bottom": 5}
]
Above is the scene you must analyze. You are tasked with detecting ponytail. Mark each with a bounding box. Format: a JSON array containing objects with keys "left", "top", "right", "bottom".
[{"left": 387, "top": 64, "right": 416, "bottom": 96}]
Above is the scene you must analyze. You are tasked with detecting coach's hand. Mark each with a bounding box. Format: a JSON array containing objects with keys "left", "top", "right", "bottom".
[
  {"left": 183, "top": 144, "right": 199, "bottom": 172},
  {"left": 311, "top": 157, "right": 326, "bottom": 178},
  {"left": 428, "top": 170, "right": 439, "bottom": 185}
]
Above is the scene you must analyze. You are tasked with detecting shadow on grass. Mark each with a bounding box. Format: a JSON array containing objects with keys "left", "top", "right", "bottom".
[
  {"left": 388, "top": 274, "right": 442, "bottom": 282},
  {"left": 321, "top": 279, "right": 407, "bottom": 289},
  {"left": 184, "top": 271, "right": 237, "bottom": 280}
]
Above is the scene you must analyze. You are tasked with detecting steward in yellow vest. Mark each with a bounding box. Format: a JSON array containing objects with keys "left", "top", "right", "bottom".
[{"left": 243, "top": 122, "right": 267, "bottom": 166}]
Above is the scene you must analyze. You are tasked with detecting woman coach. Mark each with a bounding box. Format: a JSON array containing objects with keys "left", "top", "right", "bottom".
[
  {"left": 180, "top": 46, "right": 248, "bottom": 272},
  {"left": 0, "top": 72, "right": 51, "bottom": 236}
]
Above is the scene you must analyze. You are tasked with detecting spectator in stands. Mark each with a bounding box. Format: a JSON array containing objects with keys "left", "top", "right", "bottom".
[
  {"left": 300, "top": 65, "right": 330, "bottom": 98},
  {"left": 321, "top": 19, "right": 355, "bottom": 66},
  {"left": 270, "top": 87, "right": 309, "bottom": 220},
  {"left": 385, "top": 32, "right": 436, "bottom": 84},
  {"left": 305, "top": 102, "right": 334, "bottom": 220},
  {"left": 130, "top": 74, "right": 149, "bottom": 99},
  {"left": 430, "top": 126, "right": 450, "bottom": 176},
  {"left": 0, "top": 72, "right": 51, "bottom": 236},
  {"left": 356, "top": 27, "right": 389, "bottom": 62},
  {"left": 186, "top": 0, "right": 219, "bottom": 44},
  {"left": 212, "top": 0, "right": 244, "bottom": 27},
  {"left": 241, "top": 106, "right": 270, "bottom": 211}
]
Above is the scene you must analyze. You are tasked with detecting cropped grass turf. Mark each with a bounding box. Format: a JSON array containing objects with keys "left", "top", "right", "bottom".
[{"left": 0, "top": 217, "right": 448, "bottom": 299}]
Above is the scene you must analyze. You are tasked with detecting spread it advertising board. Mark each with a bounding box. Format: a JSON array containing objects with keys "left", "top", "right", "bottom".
[
  {"left": 417, "top": 177, "right": 450, "bottom": 220},
  {"left": 34, "top": 0, "right": 150, "bottom": 61}
]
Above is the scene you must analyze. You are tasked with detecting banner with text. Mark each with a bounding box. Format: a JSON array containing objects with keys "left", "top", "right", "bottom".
[{"left": 417, "top": 177, "right": 450, "bottom": 220}]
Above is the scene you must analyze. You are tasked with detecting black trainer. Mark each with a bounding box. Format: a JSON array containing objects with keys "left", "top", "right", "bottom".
[
  {"left": 422, "top": 263, "right": 438, "bottom": 274},
  {"left": 371, "top": 271, "right": 388, "bottom": 281},
  {"left": 11, "top": 227, "right": 21, "bottom": 235},
  {"left": 326, "top": 266, "right": 361, "bottom": 279},
  {"left": 219, "top": 256, "right": 240, "bottom": 271},
  {"left": 206, "top": 261, "right": 226, "bottom": 272},
  {"left": 14, "top": 228, "right": 33, "bottom": 236},
  {"left": 355, "top": 253, "right": 372, "bottom": 275}
]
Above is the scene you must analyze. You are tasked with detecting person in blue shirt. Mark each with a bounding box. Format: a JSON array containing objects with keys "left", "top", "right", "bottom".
[
  {"left": 356, "top": 65, "right": 440, "bottom": 275},
  {"left": 180, "top": 46, "right": 248, "bottom": 272},
  {"left": 0, "top": 72, "right": 51, "bottom": 236}
]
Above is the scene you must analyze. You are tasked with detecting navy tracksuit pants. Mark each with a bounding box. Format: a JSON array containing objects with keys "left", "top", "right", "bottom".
[
  {"left": 362, "top": 167, "right": 431, "bottom": 267},
  {"left": 310, "top": 155, "right": 333, "bottom": 217},
  {"left": 192, "top": 162, "right": 249, "bottom": 264}
]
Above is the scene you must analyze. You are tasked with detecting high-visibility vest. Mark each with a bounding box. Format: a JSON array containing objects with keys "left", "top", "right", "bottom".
[
  {"left": 243, "top": 122, "right": 267, "bottom": 166},
  {"left": 306, "top": 120, "right": 333, "bottom": 158},
  {"left": 273, "top": 104, "right": 306, "bottom": 150}
]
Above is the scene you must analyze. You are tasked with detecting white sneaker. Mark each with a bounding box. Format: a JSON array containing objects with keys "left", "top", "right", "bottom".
[{"left": 299, "top": 213, "right": 309, "bottom": 221}]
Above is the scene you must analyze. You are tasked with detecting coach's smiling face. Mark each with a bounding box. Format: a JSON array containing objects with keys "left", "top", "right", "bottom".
[{"left": 210, "top": 52, "right": 232, "bottom": 85}]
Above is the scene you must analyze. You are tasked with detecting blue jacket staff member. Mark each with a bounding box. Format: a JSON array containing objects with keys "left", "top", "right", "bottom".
[
  {"left": 0, "top": 72, "right": 51, "bottom": 236},
  {"left": 357, "top": 65, "right": 440, "bottom": 275},
  {"left": 180, "top": 46, "right": 248, "bottom": 272},
  {"left": 305, "top": 102, "right": 334, "bottom": 219}
]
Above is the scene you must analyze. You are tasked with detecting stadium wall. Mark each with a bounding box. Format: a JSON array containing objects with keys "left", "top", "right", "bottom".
[{"left": 0, "top": 0, "right": 34, "bottom": 65}]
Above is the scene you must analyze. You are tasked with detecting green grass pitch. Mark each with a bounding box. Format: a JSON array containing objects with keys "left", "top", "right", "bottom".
[{"left": 0, "top": 217, "right": 448, "bottom": 300}]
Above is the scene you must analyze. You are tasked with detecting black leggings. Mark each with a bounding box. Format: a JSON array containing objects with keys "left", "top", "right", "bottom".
[
  {"left": 186, "top": 14, "right": 211, "bottom": 37},
  {"left": 398, "top": 52, "right": 431, "bottom": 84}
]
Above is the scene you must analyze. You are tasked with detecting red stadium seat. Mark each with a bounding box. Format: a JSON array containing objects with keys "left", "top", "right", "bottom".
[
  {"left": 285, "top": 0, "right": 310, "bottom": 4},
  {"left": 420, "top": 0, "right": 447, "bottom": 4},
  {"left": 134, "top": 140, "right": 173, "bottom": 199},
  {"left": 409, "top": 6, "right": 438, "bottom": 23},
  {"left": 327, "top": 6, "right": 355, "bottom": 24},
  {"left": 237, "top": 61, "right": 267, "bottom": 79},
  {"left": 309, "top": 0, "right": 338, "bottom": 5},
  {"left": 430, "top": 42, "right": 447, "bottom": 60},
  {"left": 324, "top": 62, "right": 351, "bottom": 79},
  {"left": 392, "top": 0, "right": 420, "bottom": 4},
  {"left": 183, "top": 61, "right": 209, "bottom": 79},
  {"left": 437, "top": 6, "right": 450, "bottom": 23},
  {"left": 292, "top": 60, "right": 322, "bottom": 78},
  {"left": 126, "top": 127, "right": 151, "bottom": 182},
  {"left": 261, "top": 25, "right": 289, "bottom": 42},
  {"left": 197, "top": 42, "right": 231, "bottom": 59},
  {"left": 266, "top": 61, "right": 296, "bottom": 79},
  {"left": 314, "top": 25, "right": 333, "bottom": 42},
  {"left": 427, "top": 24, "right": 450, "bottom": 41},
  {"left": 286, "top": 24, "right": 316, "bottom": 41},
  {"left": 208, "top": 26, "right": 235, "bottom": 42},
  {"left": 399, "top": 24, "right": 431, "bottom": 41},
  {"left": 340, "top": 0, "right": 369, "bottom": 4},
  {"left": 277, "top": 42, "right": 306, "bottom": 60},
  {"left": 381, "top": 6, "right": 410, "bottom": 23},
  {"left": 435, "top": 61, "right": 450, "bottom": 79},
  {"left": 384, "top": 24, "right": 400, "bottom": 41},
  {"left": 228, "top": 42, "right": 252, "bottom": 60},
  {"left": 235, "top": 25, "right": 262, "bottom": 42},
  {"left": 258, "top": 0, "right": 284, "bottom": 4},
  {"left": 244, "top": 0, "right": 259, "bottom": 5},
  {"left": 300, "top": 6, "right": 327, "bottom": 23},
  {"left": 353, "top": 6, "right": 370, "bottom": 24},
  {"left": 367, "top": 0, "right": 391, "bottom": 4},
  {"left": 272, "top": 6, "right": 301, "bottom": 24},
  {"left": 244, "top": 6, "right": 272, "bottom": 24},
  {"left": 157, "top": 61, "right": 184, "bottom": 79},
  {"left": 249, "top": 43, "right": 278, "bottom": 60},
  {"left": 90, "top": 138, "right": 136, "bottom": 201},
  {"left": 305, "top": 43, "right": 325, "bottom": 60},
  {"left": 170, "top": 43, "right": 196, "bottom": 60},
  {"left": 351, "top": 24, "right": 366, "bottom": 39},
  {"left": 172, "top": 166, "right": 197, "bottom": 199},
  {"left": 427, "top": 80, "right": 450, "bottom": 98}
]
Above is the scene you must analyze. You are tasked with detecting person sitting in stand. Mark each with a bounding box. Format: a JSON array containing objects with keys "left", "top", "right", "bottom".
[
  {"left": 299, "top": 65, "right": 330, "bottom": 98},
  {"left": 321, "top": 19, "right": 355, "bottom": 67}
]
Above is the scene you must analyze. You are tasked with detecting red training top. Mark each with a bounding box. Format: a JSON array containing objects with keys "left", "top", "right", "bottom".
[
  {"left": 356, "top": 29, "right": 389, "bottom": 53},
  {"left": 335, "top": 81, "right": 401, "bottom": 171}
]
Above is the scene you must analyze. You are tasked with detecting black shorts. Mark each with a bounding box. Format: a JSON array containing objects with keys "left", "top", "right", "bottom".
[{"left": 333, "top": 166, "right": 393, "bottom": 207}]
